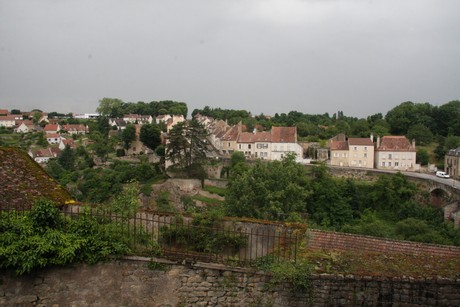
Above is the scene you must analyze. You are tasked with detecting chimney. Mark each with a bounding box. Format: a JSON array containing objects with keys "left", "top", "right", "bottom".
[
  {"left": 376, "top": 135, "right": 381, "bottom": 148},
  {"left": 370, "top": 133, "right": 374, "bottom": 142},
  {"left": 412, "top": 139, "right": 416, "bottom": 149}
]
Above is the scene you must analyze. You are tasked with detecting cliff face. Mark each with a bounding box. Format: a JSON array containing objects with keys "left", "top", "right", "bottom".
[{"left": 0, "top": 147, "right": 74, "bottom": 210}]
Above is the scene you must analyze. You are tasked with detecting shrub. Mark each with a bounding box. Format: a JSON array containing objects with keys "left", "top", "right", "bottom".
[{"left": 0, "top": 200, "right": 131, "bottom": 275}]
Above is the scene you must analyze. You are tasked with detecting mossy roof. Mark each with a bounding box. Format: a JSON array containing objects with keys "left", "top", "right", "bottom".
[{"left": 0, "top": 147, "right": 74, "bottom": 210}]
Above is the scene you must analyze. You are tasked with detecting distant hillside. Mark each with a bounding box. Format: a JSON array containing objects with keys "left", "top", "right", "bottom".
[{"left": 0, "top": 147, "right": 74, "bottom": 210}]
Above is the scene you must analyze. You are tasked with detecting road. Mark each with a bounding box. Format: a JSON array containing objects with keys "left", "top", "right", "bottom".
[
  {"left": 402, "top": 171, "right": 459, "bottom": 190},
  {"left": 327, "top": 164, "right": 459, "bottom": 190}
]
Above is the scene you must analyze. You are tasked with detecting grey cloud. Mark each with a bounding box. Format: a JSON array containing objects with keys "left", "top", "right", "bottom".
[{"left": 0, "top": 0, "right": 459, "bottom": 117}]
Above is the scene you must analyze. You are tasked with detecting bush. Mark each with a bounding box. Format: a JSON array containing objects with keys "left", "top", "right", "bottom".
[{"left": 0, "top": 200, "right": 131, "bottom": 275}]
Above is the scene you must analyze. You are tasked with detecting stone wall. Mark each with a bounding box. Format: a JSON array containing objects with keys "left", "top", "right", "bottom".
[{"left": 1, "top": 257, "right": 460, "bottom": 306}]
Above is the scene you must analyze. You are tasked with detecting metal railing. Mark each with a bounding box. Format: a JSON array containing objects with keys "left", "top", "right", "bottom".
[{"left": 56, "top": 206, "right": 303, "bottom": 266}]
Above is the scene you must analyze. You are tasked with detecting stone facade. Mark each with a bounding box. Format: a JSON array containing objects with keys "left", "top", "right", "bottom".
[{"left": 1, "top": 258, "right": 460, "bottom": 306}]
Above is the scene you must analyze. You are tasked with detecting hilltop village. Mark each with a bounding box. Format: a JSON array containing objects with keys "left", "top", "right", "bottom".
[
  {"left": 0, "top": 105, "right": 448, "bottom": 173},
  {"left": 2, "top": 100, "right": 460, "bottom": 305}
]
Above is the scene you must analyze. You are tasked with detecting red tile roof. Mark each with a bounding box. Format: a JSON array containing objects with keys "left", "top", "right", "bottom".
[
  {"left": 62, "top": 124, "right": 87, "bottom": 132},
  {"left": 0, "top": 115, "right": 17, "bottom": 121},
  {"left": 330, "top": 141, "right": 349, "bottom": 151},
  {"left": 46, "top": 133, "right": 61, "bottom": 139},
  {"left": 348, "top": 138, "right": 374, "bottom": 146},
  {"left": 253, "top": 131, "right": 271, "bottom": 142},
  {"left": 44, "top": 124, "right": 59, "bottom": 131},
  {"left": 377, "top": 136, "right": 415, "bottom": 152},
  {"left": 271, "top": 126, "right": 297, "bottom": 143},
  {"left": 238, "top": 132, "right": 254, "bottom": 143},
  {"left": 222, "top": 125, "right": 240, "bottom": 141}
]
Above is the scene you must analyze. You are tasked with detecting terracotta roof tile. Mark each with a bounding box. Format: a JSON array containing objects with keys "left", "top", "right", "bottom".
[
  {"left": 377, "top": 136, "right": 415, "bottom": 152},
  {"left": 238, "top": 132, "right": 254, "bottom": 143},
  {"left": 348, "top": 138, "right": 374, "bottom": 146},
  {"left": 222, "top": 125, "right": 240, "bottom": 141},
  {"left": 330, "top": 141, "right": 349, "bottom": 150},
  {"left": 271, "top": 126, "right": 296, "bottom": 143},
  {"left": 44, "top": 124, "right": 59, "bottom": 131},
  {"left": 253, "top": 131, "right": 271, "bottom": 142}
]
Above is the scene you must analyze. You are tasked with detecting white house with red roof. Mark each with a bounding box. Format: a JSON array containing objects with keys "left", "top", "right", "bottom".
[
  {"left": 59, "top": 138, "right": 76, "bottom": 150},
  {"left": 233, "top": 126, "right": 304, "bottom": 162},
  {"left": 15, "top": 120, "right": 40, "bottom": 133},
  {"left": 46, "top": 133, "right": 63, "bottom": 145},
  {"left": 28, "top": 148, "right": 59, "bottom": 164},
  {"left": 0, "top": 115, "right": 17, "bottom": 128},
  {"left": 62, "top": 124, "right": 88, "bottom": 135},
  {"left": 123, "top": 114, "right": 154, "bottom": 125},
  {"left": 270, "top": 126, "right": 303, "bottom": 161},
  {"left": 374, "top": 135, "right": 417, "bottom": 170}
]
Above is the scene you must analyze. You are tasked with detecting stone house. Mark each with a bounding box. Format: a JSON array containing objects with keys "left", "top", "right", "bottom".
[
  {"left": 374, "top": 136, "right": 417, "bottom": 170},
  {"left": 445, "top": 148, "right": 460, "bottom": 180},
  {"left": 347, "top": 137, "right": 375, "bottom": 168},
  {"left": 233, "top": 126, "right": 304, "bottom": 162},
  {"left": 219, "top": 123, "right": 243, "bottom": 155},
  {"left": 330, "top": 140, "right": 350, "bottom": 167}
]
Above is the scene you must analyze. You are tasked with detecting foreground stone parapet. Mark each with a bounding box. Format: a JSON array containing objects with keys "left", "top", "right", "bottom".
[{"left": 1, "top": 257, "right": 460, "bottom": 306}]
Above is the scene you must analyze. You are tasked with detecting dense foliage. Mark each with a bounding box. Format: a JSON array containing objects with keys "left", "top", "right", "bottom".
[
  {"left": 0, "top": 199, "right": 130, "bottom": 275},
  {"left": 47, "top": 158, "right": 162, "bottom": 203},
  {"left": 224, "top": 157, "right": 460, "bottom": 246},
  {"left": 96, "top": 98, "right": 187, "bottom": 118},
  {"left": 166, "top": 119, "right": 209, "bottom": 169}
]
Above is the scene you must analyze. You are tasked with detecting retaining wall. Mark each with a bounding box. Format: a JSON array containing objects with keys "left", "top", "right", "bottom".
[{"left": 1, "top": 257, "right": 460, "bottom": 306}]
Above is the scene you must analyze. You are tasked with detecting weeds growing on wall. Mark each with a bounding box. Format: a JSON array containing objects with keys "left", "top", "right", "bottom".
[{"left": 255, "top": 255, "right": 313, "bottom": 293}]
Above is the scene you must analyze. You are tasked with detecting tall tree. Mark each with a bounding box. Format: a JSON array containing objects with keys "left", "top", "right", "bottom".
[
  {"left": 121, "top": 124, "right": 136, "bottom": 149},
  {"left": 166, "top": 121, "right": 188, "bottom": 168},
  {"left": 407, "top": 123, "right": 433, "bottom": 145},
  {"left": 139, "top": 123, "right": 161, "bottom": 150},
  {"left": 433, "top": 100, "right": 460, "bottom": 136},
  {"left": 97, "top": 98, "right": 124, "bottom": 118},
  {"left": 166, "top": 120, "right": 209, "bottom": 169},
  {"left": 58, "top": 145, "right": 75, "bottom": 171}
]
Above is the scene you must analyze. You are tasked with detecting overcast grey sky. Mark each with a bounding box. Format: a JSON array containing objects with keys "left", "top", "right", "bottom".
[{"left": 1, "top": 0, "right": 459, "bottom": 118}]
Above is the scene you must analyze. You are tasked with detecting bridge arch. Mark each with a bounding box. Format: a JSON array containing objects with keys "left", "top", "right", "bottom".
[{"left": 429, "top": 187, "right": 451, "bottom": 208}]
